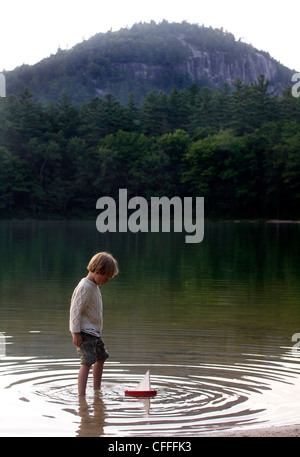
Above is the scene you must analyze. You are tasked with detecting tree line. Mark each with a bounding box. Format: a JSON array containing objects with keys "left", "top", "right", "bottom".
[{"left": 0, "top": 75, "right": 300, "bottom": 219}]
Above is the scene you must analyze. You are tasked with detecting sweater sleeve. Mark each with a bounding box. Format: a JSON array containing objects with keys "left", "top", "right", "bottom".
[{"left": 69, "top": 282, "right": 90, "bottom": 333}]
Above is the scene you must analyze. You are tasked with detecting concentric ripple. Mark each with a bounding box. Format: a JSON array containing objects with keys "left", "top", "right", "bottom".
[{"left": 1, "top": 351, "right": 300, "bottom": 436}]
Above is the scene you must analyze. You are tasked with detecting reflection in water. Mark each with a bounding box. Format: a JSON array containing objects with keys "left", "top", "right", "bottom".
[
  {"left": 0, "top": 221, "right": 300, "bottom": 436},
  {"left": 77, "top": 395, "right": 106, "bottom": 437}
]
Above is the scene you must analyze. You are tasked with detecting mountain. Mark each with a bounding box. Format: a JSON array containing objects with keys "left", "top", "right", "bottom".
[{"left": 4, "top": 20, "right": 294, "bottom": 104}]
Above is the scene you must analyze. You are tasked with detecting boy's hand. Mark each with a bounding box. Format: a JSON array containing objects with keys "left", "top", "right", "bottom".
[{"left": 72, "top": 333, "right": 83, "bottom": 347}]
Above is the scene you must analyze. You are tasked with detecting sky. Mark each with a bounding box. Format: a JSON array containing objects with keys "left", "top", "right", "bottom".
[{"left": 0, "top": 0, "right": 299, "bottom": 73}]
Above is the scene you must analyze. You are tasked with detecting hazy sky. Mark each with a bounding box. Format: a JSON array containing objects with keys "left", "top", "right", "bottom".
[{"left": 1, "top": 0, "right": 299, "bottom": 73}]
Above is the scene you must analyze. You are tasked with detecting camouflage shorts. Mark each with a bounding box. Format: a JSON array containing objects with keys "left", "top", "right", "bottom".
[{"left": 77, "top": 332, "right": 109, "bottom": 365}]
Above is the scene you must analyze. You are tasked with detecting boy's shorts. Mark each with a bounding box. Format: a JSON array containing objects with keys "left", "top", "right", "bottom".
[{"left": 77, "top": 332, "right": 109, "bottom": 365}]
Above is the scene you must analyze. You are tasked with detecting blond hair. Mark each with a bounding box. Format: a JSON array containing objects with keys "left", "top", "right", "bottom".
[{"left": 87, "top": 252, "right": 119, "bottom": 278}]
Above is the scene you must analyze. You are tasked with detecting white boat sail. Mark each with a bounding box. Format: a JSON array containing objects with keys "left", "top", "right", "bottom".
[
  {"left": 125, "top": 370, "right": 157, "bottom": 397},
  {"left": 135, "top": 370, "right": 151, "bottom": 391}
]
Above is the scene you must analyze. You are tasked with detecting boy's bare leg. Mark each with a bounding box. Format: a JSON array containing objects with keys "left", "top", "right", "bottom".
[
  {"left": 78, "top": 364, "right": 91, "bottom": 396},
  {"left": 93, "top": 360, "right": 105, "bottom": 390}
]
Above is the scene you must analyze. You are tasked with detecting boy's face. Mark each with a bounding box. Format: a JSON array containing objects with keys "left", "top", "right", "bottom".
[{"left": 94, "top": 271, "right": 110, "bottom": 285}]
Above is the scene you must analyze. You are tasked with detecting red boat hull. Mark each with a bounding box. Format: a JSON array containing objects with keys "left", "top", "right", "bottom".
[{"left": 125, "top": 390, "right": 157, "bottom": 397}]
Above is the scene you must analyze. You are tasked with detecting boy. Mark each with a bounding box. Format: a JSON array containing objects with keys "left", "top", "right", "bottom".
[{"left": 70, "top": 252, "right": 119, "bottom": 396}]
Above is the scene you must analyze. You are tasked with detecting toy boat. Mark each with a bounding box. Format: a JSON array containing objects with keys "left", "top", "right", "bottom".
[{"left": 125, "top": 370, "right": 157, "bottom": 397}]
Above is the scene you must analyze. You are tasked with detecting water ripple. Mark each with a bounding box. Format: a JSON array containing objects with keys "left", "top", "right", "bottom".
[{"left": 1, "top": 352, "right": 300, "bottom": 436}]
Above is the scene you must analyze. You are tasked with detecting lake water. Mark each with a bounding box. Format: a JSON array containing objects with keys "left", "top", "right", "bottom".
[{"left": 1, "top": 220, "right": 300, "bottom": 437}]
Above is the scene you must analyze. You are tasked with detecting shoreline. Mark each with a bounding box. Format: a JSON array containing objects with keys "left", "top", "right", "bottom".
[{"left": 206, "top": 423, "right": 300, "bottom": 437}]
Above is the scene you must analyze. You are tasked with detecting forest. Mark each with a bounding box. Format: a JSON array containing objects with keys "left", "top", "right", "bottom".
[{"left": 1, "top": 75, "right": 300, "bottom": 220}]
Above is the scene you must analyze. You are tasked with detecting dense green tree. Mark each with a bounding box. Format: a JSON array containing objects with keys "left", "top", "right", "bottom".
[
  {"left": 157, "top": 129, "right": 191, "bottom": 195},
  {"left": 281, "top": 122, "right": 300, "bottom": 216},
  {"left": 130, "top": 147, "right": 173, "bottom": 198},
  {"left": 98, "top": 130, "right": 154, "bottom": 196},
  {"left": 230, "top": 78, "right": 252, "bottom": 134},
  {"left": 210, "top": 83, "right": 233, "bottom": 130},
  {"left": 79, "top": 94, "right": 130, "bottom": 145},
  {"left": 140, "top": 90, "right": 170, "bottom": 135},
  {"left": 0, "top": 146, "right": 25, "bottom": 213},
  {"left": 1, "top": 79, "right": 300, "bottom": 219},
  {"left": 182, "top": 129, "right": 259, "bottom": 216},
  {"left": 189, "top": 87, "right": 216, "bottom": 131}
]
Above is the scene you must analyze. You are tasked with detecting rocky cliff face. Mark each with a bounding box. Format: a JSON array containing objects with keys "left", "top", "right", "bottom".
[
  {"left": 110, "top": 34, "right": 291, "bottom": 95},
  {"left": 179, "top": 49, "right": 279, "bottom": 86},
  {"left": 177, "top": 35, "right": 281, "bottom": 85}
]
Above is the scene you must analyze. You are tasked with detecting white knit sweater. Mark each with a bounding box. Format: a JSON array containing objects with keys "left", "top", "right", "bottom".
[{"left": 69, "top": 278, "right": 103, "bottom": 337}]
